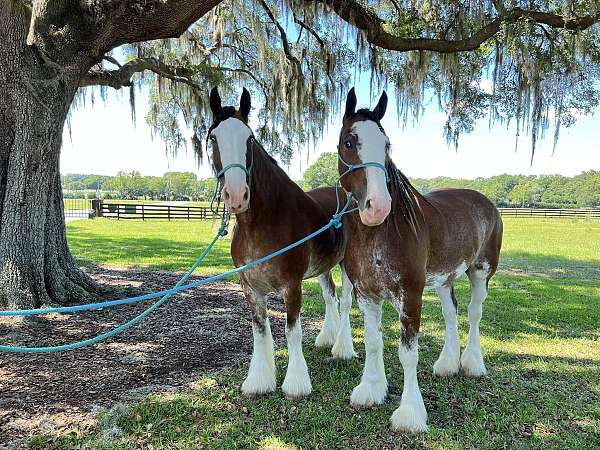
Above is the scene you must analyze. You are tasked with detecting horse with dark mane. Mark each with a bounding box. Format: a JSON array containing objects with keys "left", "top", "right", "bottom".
[
  {"left": 336, "top": 88, "right": 503, "bottom": 432},
  {"left": 207, "top": 87, "right": 356, "bottom": 398}
]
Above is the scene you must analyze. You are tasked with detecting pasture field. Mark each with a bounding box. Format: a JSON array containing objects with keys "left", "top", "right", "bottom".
[
  {"left": 63, "top": 199, "right": 213, "bottom": 211},
  {"left": 34, "top": 218, "right": 600, "bottom": 448}
]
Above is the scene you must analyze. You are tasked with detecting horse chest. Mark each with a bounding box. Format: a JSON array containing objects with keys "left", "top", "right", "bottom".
[{"left": 347, "top": 241, "right": 404, "bottom": 299}]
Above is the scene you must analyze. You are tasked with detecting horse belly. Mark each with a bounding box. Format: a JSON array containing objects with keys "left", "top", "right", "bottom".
[{"left": 425, "top": 261, "right": 469, "bottom": 288}]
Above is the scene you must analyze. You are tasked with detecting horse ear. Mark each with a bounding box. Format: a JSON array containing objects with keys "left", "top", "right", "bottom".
[
  {"left": 373, "top": 91, "right": 388, "bottom": 120},
  {"left": 240, "top": 87, "right": 251, "bottom": 121},
  {"left": 344, "top": 88, "right": 357, "bottom": 118},
  {"left": 209, "top": 87, "right": 222, "bottom": 116}
]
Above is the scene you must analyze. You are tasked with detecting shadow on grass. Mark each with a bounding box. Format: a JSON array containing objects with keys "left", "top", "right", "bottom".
[{"left": 499, "top": 250, "right": 600, "bottom": 280}]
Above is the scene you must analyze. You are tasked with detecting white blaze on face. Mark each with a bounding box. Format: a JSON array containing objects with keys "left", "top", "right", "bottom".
[
  {"left": 352, "top": 120, "right": 392, "bottom": 226},
  {"left": 212, "top": 117, "right": 252, "bottom": 212}
]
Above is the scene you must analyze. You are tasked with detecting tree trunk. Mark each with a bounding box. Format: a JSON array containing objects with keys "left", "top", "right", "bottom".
[{"left": 0, "top": 2, "right": 109, "bottom": 309}]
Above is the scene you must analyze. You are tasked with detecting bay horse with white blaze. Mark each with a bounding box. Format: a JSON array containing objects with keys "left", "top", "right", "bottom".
[
  {"left": 337, "top": 88, "right": 503, "bottom": 432},
  {"left": 207, "top": 87, "right": 356, "bottom": 398}
]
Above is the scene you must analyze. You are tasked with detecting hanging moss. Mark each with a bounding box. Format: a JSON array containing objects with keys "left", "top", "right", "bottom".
[{"left": 77, "top": 0, "right": 599, "bottom": 162}]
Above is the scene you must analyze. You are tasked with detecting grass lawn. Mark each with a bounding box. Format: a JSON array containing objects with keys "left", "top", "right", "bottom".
[{"left": 44, "top": 217, "right": 600, "bottom": 449}]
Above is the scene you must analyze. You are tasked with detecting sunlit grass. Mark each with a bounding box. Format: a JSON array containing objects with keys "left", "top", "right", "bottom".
[{"left": 45, "top": 216, "right": 600, "bottom": 449}]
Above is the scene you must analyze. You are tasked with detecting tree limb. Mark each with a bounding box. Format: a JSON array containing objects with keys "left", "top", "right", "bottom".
[
  {"left": 308, "top": 0, "right": 600, "bottom": 53},
  {"left": 257, "top": 0, "right": 302, "bottom": 69},
  {"left": 217, "top": 66, "right": 269, "bottom": 98},
  {"left": 27, "top": 0, "right": 224, "bottom": 65},
  {"left": 79, "top": 57, "right": 204, "bottom": 90}
]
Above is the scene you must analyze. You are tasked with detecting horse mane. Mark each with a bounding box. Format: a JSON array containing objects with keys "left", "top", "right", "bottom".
[
  {"left": 386, "top": 158, "right": 424, "bottom": 238},
  {"left": 251, "top": 139, "right": 279, "bottom": 168}
]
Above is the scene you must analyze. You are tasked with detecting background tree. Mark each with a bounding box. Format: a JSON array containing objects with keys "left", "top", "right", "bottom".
[
  {"left": 301, "top": 153, "right": 339, "bottom": 190},
  {"left": 1, "top": 0, "right": 598, "bottom": 308}
]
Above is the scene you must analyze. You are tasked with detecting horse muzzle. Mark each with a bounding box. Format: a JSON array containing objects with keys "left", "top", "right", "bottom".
[
  {"left": 359, "top": 196, "right": 391, "bottom": 226},
  {"left": 223, "top": 185, "right": 250, "bottom": 213}
]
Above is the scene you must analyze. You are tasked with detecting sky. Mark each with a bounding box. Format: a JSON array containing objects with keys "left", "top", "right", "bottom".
[{"left": 61, "top": 84, "right": 600, "bottom": 181}]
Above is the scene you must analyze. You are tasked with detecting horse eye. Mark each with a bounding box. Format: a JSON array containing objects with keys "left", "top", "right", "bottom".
[
  {"left": 209, "top": 136, "right": 217, "bottom": 144},
  {"left": 344, "top": 141, "right": 353, "bottom": 149}
]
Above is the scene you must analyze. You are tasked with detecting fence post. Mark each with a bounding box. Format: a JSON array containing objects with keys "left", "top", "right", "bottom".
[
  {"left": 187, "top": 206, "right": 190, "bottom": 221},
  {"left": 117, "top": 204, "right": 120, "bottom": 220},
  {"left": 168, "top": 205, "right": 171, "bottom": 221},
  {"left": 142, "top": 204, "right": 145, "bottom": 221}
]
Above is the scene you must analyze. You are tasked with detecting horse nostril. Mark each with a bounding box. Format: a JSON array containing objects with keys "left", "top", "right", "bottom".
[
  {"left": 243, "top": 187, "right": 249, "bottom": 201},
  {"left": 365, "top": 199, "right": 372, "bottom": 210}
]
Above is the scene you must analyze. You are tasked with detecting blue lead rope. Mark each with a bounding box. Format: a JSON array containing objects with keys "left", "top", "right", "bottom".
[{"left": 0, "top": 196, "right": 354, "bottom": 354}]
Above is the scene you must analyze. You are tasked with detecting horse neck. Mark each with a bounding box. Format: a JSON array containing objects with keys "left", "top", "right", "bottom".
[{"left": 236, "top": 143, "right": 298, "bottom": 225}]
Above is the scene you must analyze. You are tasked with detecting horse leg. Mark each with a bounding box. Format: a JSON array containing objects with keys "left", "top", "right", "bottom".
[
  {"left": 390, "top": 288, "right": 428, "bottom": 433},
  {"left": 241, "top": 290, "right": 276, "bottom": 396},
  {"left": 461, "top": 267, "right": 488, "bottom": 376},
  {"left": 315, "top": 271, "right": 341, "bottom": 349},
  {"left": 331, "top": 265, "right": 357, "bottom": 360},
  {"left": 433, "top": 284, "right": 460, "bottom": 376},
  {"left": 282, "top": 283, "right": 312, "bottom": 398},
  {"left": 350, "top": 297, "right": 387, "bottom": 407}
]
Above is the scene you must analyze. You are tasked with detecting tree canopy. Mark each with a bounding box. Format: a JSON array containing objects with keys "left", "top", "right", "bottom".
[{"left": 79, "top": 0, "right": 600, "bottom": 162}]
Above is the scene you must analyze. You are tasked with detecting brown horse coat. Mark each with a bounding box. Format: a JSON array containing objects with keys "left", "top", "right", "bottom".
[
  {"left": 207, "top": 87, "right": 356, "bottom": 399},
  {"left": 337, "top": 88, "right": 503, "bottom": 432}
]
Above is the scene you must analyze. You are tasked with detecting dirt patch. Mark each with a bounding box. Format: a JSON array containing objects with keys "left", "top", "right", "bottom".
[{"left": 0, "top": 267, "right": 322, "bottom": 446}]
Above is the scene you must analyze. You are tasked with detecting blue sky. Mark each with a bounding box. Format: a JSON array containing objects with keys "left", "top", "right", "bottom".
[{"left": 61, "top": 84, "right": 600, "bottom": 181}]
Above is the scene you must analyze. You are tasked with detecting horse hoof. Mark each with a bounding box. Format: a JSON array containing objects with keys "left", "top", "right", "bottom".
[
  {"left": 390, "top": 402, "right": 428, "bottom": 433},
  {"left": 282, "top": 367, "right": 312, "bottom": 399},
  {"left": 433, "top": 352, "right": 460, "bottom": 377},
  {"left": 460, "top": 349, "right": 487, "bottom": 377},
  {"left": 350, "top": 380, "right": 387, "bottom": 408},
  {"left": 331, "top": 341, "right": 357, "bottom": 361},
  {"left": 315, "top": 330, "right": 338, "bottom": 349},
  {"left": 241, "top": 372, "right": 276, "bottom": 396}
]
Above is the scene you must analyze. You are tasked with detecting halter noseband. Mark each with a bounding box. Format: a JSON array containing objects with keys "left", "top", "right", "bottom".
[{"left": 337, "top": 152, "right": 389, "bottom": 182}]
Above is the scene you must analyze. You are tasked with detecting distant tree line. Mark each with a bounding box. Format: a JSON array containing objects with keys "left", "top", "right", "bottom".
[
  {"left": 300, "top": 153, "right": 600, "bottom": 209},
  {"left": 63, "top": 160, "right": 600, "bottom": 208},
  {"left": 62, "top": 171, "right": 217, "bottom": 202}
]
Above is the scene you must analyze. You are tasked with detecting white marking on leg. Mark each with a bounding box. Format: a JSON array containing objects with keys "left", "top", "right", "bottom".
[
  {"left": 332, "top": 267, "right": 357, "bottom": 359},
  {"left": 350, "top": 298, "right": 387, "bottom": 407},
  {"left": 241, "top": 318, "right": 276, "bottom": 395},
  {"left": 282, "top": 318, "right": 312, "bottom": 398},
  {"left": 391, "top": 337, "right": 428, "bottom": 433},
  {"left": 315, "top": 274, "right": 341, "bottom": 348},
  {"left": 461, "top": 267, "right": 489, "bottom": 376},
  {"left": 433, "top": 285, "right": 460, "bottom": 376}
]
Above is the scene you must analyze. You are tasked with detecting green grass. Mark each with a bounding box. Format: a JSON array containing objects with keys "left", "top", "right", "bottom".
[
  {"left": 67, "top": 219, "right": 233, "bottom": 274},
  {"left": 44, "top": 218, "right": 600, "bottom": 449}
]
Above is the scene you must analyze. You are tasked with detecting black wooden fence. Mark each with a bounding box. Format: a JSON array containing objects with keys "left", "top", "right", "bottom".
[
  {"left": 86, "top": 201, "right": 599, "bottom": 221},
  {"left": 497, "top": 208, "right": 600, "bottom": 219},
  {"left": 98, "top": 202, "right": 226, "bottom": 220}
]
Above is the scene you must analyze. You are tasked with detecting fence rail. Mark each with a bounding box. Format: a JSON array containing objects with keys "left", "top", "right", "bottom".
[
  {"left": 64, "top": 199, "right": 94, "bottom": 218},
  {"left": 68, "top": 200, "right": 600, "bottom": 221},
  {"left": 498, "top": 208, "right": 600, "bottom": 218},
  {"left": 99, "top": 202, "right": 226, "bottom": 221}
]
